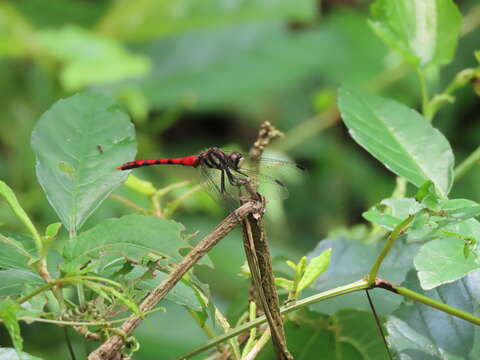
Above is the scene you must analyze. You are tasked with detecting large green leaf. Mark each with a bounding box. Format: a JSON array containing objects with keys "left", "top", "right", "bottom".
[
  {"left": 258, "top": 309, "right": 388, "bottom": 359},
  {"left": 368, "top": 0, "right": 462, "bottom": 67},
  {"left": 338, "top": 87, "right": 454, "bottom": 196},
  {"left": 308, "top": 237, "right": 418, "bottom": 315},
  {"left": 31, "top": 92, "right": 137, "bottom": 234},
  {"left": 0, "top": 270, "right": 43, "bottom": 297},
  {"left": 38, "top": 26, "right": 151, "bottom": 91},
  {"left": 0, "top": 349, "right": 42, "bottom": 360},
  {"left": 415, "top": 237, "right": 480, "bottom": 290},
  {"left": 386, "top": 270, "right": 480, "bottom": 359},
  {"left": 97, "top": 0, "right": 316, "bottom": 41},
  {"left": 63, "top": 214, "right": 186, "bottom": 272}
]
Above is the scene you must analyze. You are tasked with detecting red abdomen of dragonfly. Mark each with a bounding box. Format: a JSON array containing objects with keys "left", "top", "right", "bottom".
[{"left": 117, "top": 155, "right": 199, "bottom": 170}]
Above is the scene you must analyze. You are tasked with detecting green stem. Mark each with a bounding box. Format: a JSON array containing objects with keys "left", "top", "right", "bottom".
[
  {"left": 416, "top": 68, "right": 432, "bottom": 121},
  {"left": 393, "top": 284, "right": 480, "bottom": 325},
  {"left": 454, "top": 146, "right": 480, "bottom": 182},
  {"left": 18, "top": 275, "right": 124, "bottom": 305},
  {"left": 368, "top": 215, "right": 414, "bottom": 284},
  {"left": 178, "top": 280, "right": 369, "bottom": 359}
]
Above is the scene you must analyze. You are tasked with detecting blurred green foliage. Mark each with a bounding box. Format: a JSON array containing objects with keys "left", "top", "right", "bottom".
[{"left": 0, "top": 0, "right": 479, "bottom": 359}]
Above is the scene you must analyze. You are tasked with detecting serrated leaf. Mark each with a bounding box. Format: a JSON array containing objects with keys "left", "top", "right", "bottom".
[
  {"left": 309, "top": 237, "right": 418, "bottom": 315},
  {"left": 0, "top": 299, "right": 23, "bottom": 351},
  {"left": 297, "top": 249, "right": 331, "bottom": 294},
  {"left": 338, "top": 87, "right": 454, "bottom": 196},
  {"left": 0, "top": 348, "right": 42, "bottom": 360},
  {"left": 414, "top": 237, "right": 480, "bottom": 290},
  {"left": 62, "top": 214, "right": 185, "bottom": 273},
  {"left": 97, "top": 0, "right": 317, "bottom": 42},
  {"left": 0, "top": 270, "right": 44, "bottom": 297},
  {"left": 31, "top": 92, "right": 137, "bottom": 234},
  {"left": 386, "top": 270, "right": 480, "bottom": 359},
  {"left": 38, "top": 26, "right": 150, "bottom": 91},
  {"left": 368, "top": 0, "right": 462, "bottom": 67}
]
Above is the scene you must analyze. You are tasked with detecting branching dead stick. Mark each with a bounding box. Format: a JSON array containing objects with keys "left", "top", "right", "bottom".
[
  {"left": 241, "top": 121, "right": 293, "bottom": 359},
  {"left": 241, "top": 209, "right": 293, "bottom": 360},
  {"left": 88, "top": 200, "right": 263, "bottom": 360}
]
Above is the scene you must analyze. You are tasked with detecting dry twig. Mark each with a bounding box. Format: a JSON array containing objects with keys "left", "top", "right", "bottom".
[{"left": 88, "top": 200, "right": 263, "bottom": 360}]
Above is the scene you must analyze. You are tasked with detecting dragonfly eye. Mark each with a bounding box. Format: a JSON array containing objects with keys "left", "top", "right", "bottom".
[{"left": 229, "top": 152, "right": 243, "bottom": 169}]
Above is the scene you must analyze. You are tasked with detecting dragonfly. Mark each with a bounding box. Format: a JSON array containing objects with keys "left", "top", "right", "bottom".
[{"left": 117, "top": 147, "right": 305, "bottom": 205}]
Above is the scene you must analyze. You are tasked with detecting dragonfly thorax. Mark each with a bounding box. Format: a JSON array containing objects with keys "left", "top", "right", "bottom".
[{"left": 199, "top": 147, "right": 243, "bottom": 171}]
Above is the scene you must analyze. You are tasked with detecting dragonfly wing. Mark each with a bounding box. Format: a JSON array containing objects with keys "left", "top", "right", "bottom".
[{"left": 199, "top": 166, "right": 240, "bottom": 210}]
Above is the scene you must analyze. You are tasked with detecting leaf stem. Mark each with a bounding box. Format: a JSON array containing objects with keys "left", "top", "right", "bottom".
[
  {"left": 178, "top": 279, "right": 369, "bottom": 359},
  {"left": 368, "top": 215, "right": 414, "bottom": 284},
  {"left": 379, "top": 281, "right": 480, "bottom": 325},
  {"left": 454, "top": 145, "right": 480, "bottom": 182},
  {"left": 416, "top": 68, "right": 432, "bottom": 121}
]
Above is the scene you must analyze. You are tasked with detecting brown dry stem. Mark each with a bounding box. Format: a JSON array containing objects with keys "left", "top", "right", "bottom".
[
  {"left": 88, "top": 200, "right": 263, "bottom": 360},
  {"left": 240, "top": 121, "right": 293, "bottom": 359}
]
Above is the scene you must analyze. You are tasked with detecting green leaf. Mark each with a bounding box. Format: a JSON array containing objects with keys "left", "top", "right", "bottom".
[
  {"left": 97, "top": 0, "right": 317, "bottom": 41},
  {"left": 368, "top": 0, "right": 462, "bottom": 67},
  {"left": 0, "top": 299, "right": 23, "bottom": 351},
  {"left": 308, "top": 237, "right": 418, "bottom": 315},
  {"left": 414, "top": 237, "right": 480, "bottom": 290},
  {"left": 363, "top": 209, "right": 401, "bottom": 230},
  {"left": 363, "top": 198, "right": 424, "bottom": 230},
  {"left": 0, "top": 348, "right": 42, "bottom": 360},
  {"left": 124, "top": 174, "right": 156, "bottom": 196},
  {"left": 0, "top": 234, "right": 34, "bottom": 270},
  {"left": 258, "top": 309, "right": 389, "bottom": 359},
  {"left": 62, "top": 214, "right": 186, "bottom": 273},
  {"left": 31, "top": 92, "right": 137, "bottom": 234},
  {"left": 138, "top": 273, "right": 202, "bottom": 311},
  {"left": 45, "top": 222, "right": 62, "bottom": 238},
  {"left": 0, "top": 181, "right": 40, "bottom": 243},
  {"left": 38, "top": 25, "right": 151, "bottom": 91},
  {"left": 85, "top": 281, "right": 140, "bottom": 316},
  {"left": 440, "top": 199, "right": 480, "bottom": 221},
  {"left": 386, "top": 270, "right": 480, "bottom": 359},
  {"left": 296, "top": 249, "right": 331, "bottom": 294},
  {"left": 338, "top": 87, "right": 454, "bottom": 196},
  {"left": 0, "top": 270, "right": 44, "bottom": 297}
]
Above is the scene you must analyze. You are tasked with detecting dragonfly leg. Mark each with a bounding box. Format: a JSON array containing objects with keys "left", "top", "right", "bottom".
[
  {"left": 225, "top": 168, "right": 243, "bottom": 186},
  {"left": 220, "top": 170, "right": 226, "bottom": 194},
  {"left": 232, "top": 168, "right": 249, "bottom": 178}
]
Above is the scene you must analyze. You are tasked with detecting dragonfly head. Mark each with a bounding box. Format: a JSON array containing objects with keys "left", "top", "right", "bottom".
[{"left": 228, "top": 152, "right": 243, "bottom": 170}]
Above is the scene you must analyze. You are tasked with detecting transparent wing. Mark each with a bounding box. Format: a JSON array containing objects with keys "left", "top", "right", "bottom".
[
  {"left": 198, "top": 166, "right": 241, "bottom": 210},
  {"left": 236, "top": 157, "right": 306, "bottom": 200}
]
